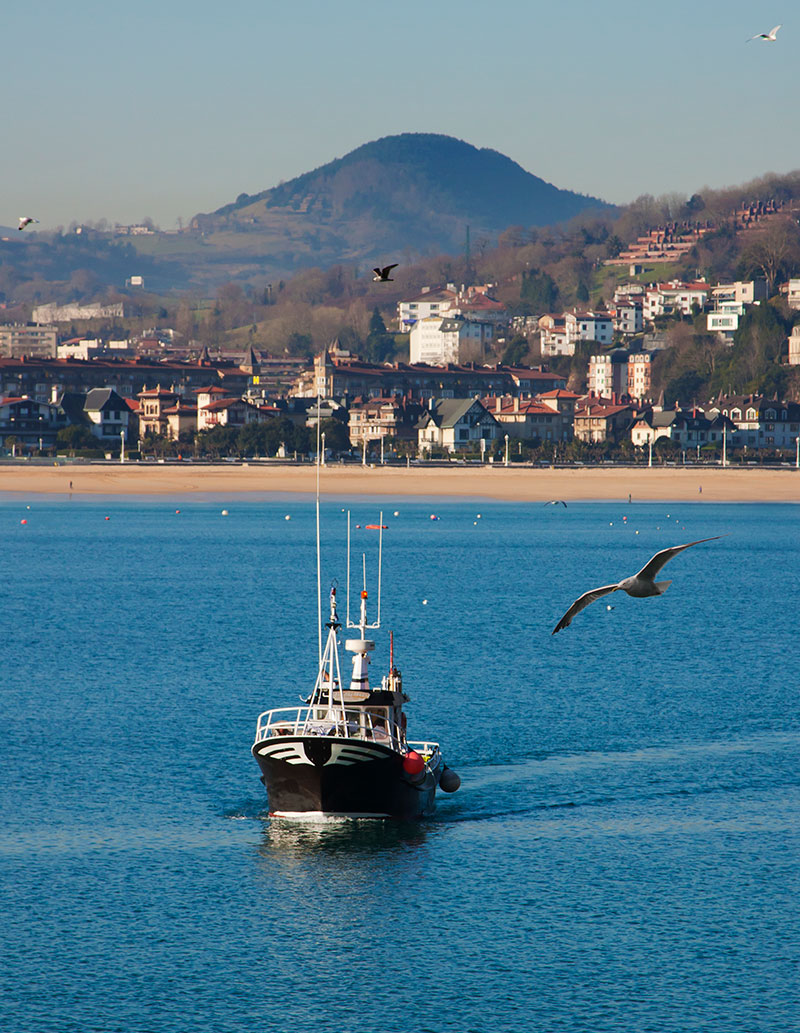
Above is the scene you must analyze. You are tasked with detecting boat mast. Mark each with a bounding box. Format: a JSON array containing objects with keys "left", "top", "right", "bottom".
[{"left": 316, "top": 393, "right": 322, "bottom": 665}]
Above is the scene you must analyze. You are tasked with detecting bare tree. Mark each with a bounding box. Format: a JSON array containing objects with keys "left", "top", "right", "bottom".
[{"left": 742, "top": 217, "right": 800, "bottom": 293}]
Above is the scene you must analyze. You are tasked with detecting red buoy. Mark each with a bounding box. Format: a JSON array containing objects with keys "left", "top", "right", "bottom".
[{"left": 402, "top": 750, "right": 425, "bottom": 775}]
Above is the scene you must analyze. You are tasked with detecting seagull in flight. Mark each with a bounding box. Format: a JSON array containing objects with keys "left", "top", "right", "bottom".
[
  {"left": 373, "top": 264, "right": 398, "bottom": 282},
  {"left": 544, "top": 500, "right": 567, "bottom": 507},
  {"left": 18, "top": 216, "right": 39, "bottom": 231},
  {"left": 747, "top": 24, "right": 781, "bottom": 41},
  {"left": 552, "top": 536, "right": 723, "bottom": 634}
]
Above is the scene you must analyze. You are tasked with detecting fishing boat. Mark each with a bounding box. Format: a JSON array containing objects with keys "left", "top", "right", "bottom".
[{"left": 251, "top": 515, "right": 460, "bottom": 820}]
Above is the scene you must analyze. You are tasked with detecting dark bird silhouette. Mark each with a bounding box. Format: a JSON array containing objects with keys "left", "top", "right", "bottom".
[
  {"left": 373, "top": 264, "right": 398, "bottom": 282},
  {"left": 18, "top": 216, "right": 38, "bottom": 231},
  {"left": 544, "top": 500, "right": 567, "bottom": 507},
  {"left": 552, "top": 536, "right": 724, "bottom": 634}
]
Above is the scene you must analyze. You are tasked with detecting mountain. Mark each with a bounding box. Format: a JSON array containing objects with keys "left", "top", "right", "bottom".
[{"left": 188, "top": 133, "right": 611, "bottom": 275}]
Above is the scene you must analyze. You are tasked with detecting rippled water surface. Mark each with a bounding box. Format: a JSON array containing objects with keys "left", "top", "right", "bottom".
[{"left": 2, "top": 494, "right": 798, "bottom": 1032}]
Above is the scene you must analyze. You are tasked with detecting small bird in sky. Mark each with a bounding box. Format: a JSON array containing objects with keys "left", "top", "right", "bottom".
[
  {"left": 747, "top": 24, "right": 781, "bottom": 41},
  {"left": 373, "top": 264, "right": 398, "bottom": 282},
  {"left": 552, "top": 536, "right": 723, "bottom": 634},
  {"left": 544, "top": 500, "right": 567, "bottom": 507},
  {"left": 18, "top": 216, "right": 39, "bottom": 231}
]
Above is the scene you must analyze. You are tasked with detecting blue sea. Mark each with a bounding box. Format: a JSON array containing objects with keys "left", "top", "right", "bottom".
[{"left": 1, "top": 493, "right": 798, "bottom": 1033}]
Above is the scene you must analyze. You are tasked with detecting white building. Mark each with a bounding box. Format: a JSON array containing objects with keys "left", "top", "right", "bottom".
[
  {"left": 613, "top": 299, "right": 644, "bottom": 335},
  {"left": 788, "top": 325, "right": 800, "bottom": 366},
  {"left": 787, "top": 279, "right": 800, "bottom": 310},
  {"left": 539, "top": 310, "right": 613, "bottom": 357},
  {"left": 397, "top": 287, "right": 458, "bottom": 331},
  {"left": 706, "top": 310, "right": 740, "bottom": 342},
  {"left": 83, "top": 388, "right": 131, "bottom": 442},
  {"left": 644, "top": 281, "right": 709, "bottom": 320},
  {"left": 711, "top": 280, "right": 766, "bottom": 306},
  {"left": 0, "top": 324, "right": 58, "bottom": 359},
  {"left": 409, "top": 316, "right": 493, "bottom": 365},
  {"left": 31, "top": 302, "right": 125, "bottom": 323},
  {"left": 57, "top": 338, "right": 134, "bottom": 361},
  {"left": 588, "top": 351, "right": 628, "bottom": 399},
  {"left": 416, "top": 398, "right": 500, "bottom": 454}
]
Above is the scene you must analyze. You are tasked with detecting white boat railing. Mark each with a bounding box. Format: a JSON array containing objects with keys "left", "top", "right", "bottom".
[{"left": 255, "top": 706, "right": 420, "bottom": 753}]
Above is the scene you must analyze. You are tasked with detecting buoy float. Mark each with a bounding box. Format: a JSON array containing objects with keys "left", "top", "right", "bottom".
[
  {"left": 422, "top": 599, "right": 428, "bottom": 605},
  {"left": 439, "top": 766, "right": 461, "bottom": 793},
  {"left": 105, "top": 516, "right": 110, "bottom": 521},
  {"left": 175, "top": 509, "right": 180, "bottom": 514},
  {"left": 402, "top": 751, "right": 425, "bottom": 776},
  {"left": 393, "top": 511, "right": 399, "bottom": 517},
  {"left": 20, "top": 519, "right": 27, "bottom": 525},
  {"left": 222, "top": 509, "right": 229, "bottom": 516},
  {"left": 284, "top": 514, "right": 290, "bottom": 520}
]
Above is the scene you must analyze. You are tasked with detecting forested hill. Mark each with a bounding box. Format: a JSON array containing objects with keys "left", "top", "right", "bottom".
[{"left": 191, "top": 133, "right": 611, "bottom": 264}]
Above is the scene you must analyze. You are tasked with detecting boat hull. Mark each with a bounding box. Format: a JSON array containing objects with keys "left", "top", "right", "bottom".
[{"left": 252, "top": 735, "right": 440, "bottom": 820}]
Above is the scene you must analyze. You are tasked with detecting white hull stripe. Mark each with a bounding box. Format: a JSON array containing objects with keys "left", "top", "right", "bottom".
[
  {"left": 271, "top": 811, "right": 392, "bottom": 821},
  {"left": 257, "top": 743, "right": 314, "bottom": 766}
]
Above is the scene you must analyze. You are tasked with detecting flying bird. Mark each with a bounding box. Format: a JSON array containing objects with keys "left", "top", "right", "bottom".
[
  {"left": 18, "top": 216, "right": 38, "bottom": 231},
  {"left": 552, "top": 536, "right": 723, "bottom": 634},
  {"left": 747, "top": 24, "right": 781, "bottom": 41},
  {"left": 373, "top": 264, "right": 398, "bottom": 282},
  {"left": 544, "top": 500, "right": 567, "bottom": 507}
]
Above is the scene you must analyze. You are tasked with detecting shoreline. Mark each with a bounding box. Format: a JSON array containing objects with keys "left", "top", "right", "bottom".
[{"left": 0, "top": 463, "right": 799, "bottom": 502}]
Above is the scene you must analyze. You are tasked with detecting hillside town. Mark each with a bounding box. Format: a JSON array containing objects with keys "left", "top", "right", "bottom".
[{"left": 2, "top": 267, "right": 800, "bottom": 462}]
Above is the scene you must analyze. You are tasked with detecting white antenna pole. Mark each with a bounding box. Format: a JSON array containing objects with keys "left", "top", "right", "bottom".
[
  {"left": 316, "top": 393, "right": 322, "bottom": 665},
  {"left": 377, "top": 510, "right": 383, "bottom": 627}
]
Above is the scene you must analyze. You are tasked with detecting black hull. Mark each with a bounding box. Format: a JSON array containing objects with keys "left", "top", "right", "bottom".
[{"left": 252, "top": 735, "right": 440, "bottom": 819}]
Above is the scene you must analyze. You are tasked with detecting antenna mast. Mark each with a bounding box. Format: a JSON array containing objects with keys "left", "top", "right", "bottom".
[{"left": 316, "top": 393, "right": 322, "bottom": 664}]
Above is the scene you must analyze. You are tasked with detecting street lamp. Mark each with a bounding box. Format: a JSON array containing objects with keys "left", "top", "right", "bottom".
[
  {"left": 120, "top": 429, "right": 125, "bottom": 464},
  {"left": 504, "top": 434, "right": 509, "bottom": 467},
  {"left": 648, "top": 437, "right": 653, "bottom": 468},
  {"left": 722, "top": 423, "right": 727, "bottom": 468},
  {"left": 321, "top": 431, "right": 326, "bottom": 466},
  {"left": 480, "top": 438, "right": 486, "bottom": 463},
  {"left": 380, "top": 433, "right": 385, "bottom": 466}
]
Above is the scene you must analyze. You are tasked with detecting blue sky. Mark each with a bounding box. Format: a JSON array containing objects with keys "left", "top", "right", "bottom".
[{"left": 4, "top": 0, "right": 795, "bottom": 229}]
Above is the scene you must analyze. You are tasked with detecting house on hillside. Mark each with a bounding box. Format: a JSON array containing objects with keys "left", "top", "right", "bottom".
[
  {"left": 416, "top": 398, "right": 500, "bottom": 454},
  {"left": 397, "top": 287, "right": 458, "bottom": 330},
  {"left": 539, "top": 310, "right": 613, "bottom": 357},
  {"left": 644, "top": 281, "right": 709, "bottom": 319}
]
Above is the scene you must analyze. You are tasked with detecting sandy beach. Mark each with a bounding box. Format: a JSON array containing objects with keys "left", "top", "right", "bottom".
[{"left": 0, "top": 462, "right": 798, "bottom": 501}]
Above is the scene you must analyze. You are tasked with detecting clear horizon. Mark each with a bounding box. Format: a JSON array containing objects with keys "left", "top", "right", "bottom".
[{"left": 5, "top": 0, "right": 795, "bottom": 230}]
